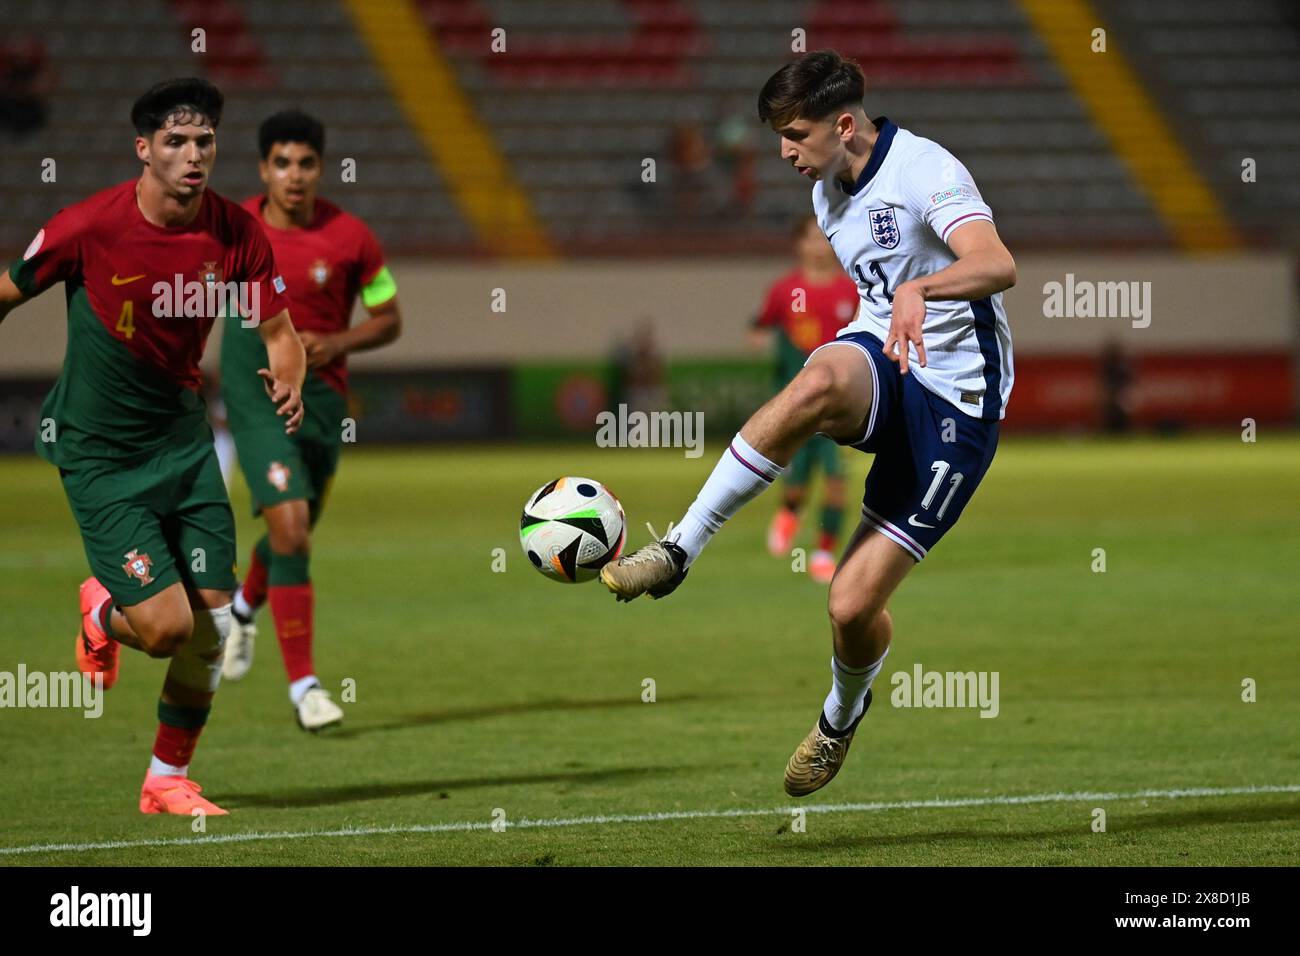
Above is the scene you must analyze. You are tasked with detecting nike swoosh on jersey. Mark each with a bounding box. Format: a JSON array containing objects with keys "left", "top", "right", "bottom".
[
  {"left": 907, "top": 514, "right": 936, "bottom": 529},
  {"left": 110, "top": 274, "right": 146, "bottom": 285}
]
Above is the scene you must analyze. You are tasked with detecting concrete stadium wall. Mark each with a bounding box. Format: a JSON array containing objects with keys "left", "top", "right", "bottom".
[{"left": 0, "top": 254, "right": 1294, "bottom": 373}]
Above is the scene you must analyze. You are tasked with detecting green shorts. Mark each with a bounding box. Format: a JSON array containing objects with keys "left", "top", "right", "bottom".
[
  {"left": 226, "top": 376, "right": 347, "bottom": 517},
  {"left": 59, "top": 438, "right": 237, "bottom": 606},
  {"left": 786, "top": 434, "right": 844, "bottom": 487},
  {"left": 232, "top": 426, "right": 341, "bottom": 517}
]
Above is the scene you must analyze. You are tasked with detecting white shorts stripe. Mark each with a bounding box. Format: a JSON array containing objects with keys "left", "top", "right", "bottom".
[{"left": 862, "top": 505, "right": 927, "bottom": 561}]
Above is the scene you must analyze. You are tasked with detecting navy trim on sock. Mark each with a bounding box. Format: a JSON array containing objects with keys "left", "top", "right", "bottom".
[{"left": 820, "top": 688, "right": 873, "bottom": 738}]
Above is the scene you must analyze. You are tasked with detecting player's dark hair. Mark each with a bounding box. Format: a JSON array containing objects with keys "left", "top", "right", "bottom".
[
  {"left": 757, "top": 50, "right": 865, "bottom": 128},
  {"left": 131, "top": 77, "right": 224, "bottom": 136},
  {"left": 258, "top": 110, "right": 325, "bottom": 159}
]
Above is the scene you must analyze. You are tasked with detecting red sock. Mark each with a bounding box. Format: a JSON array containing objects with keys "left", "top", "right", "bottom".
[
  {"left": 242, "top": 547, "right": 269, "bottom": 611},
  {"left": 153, "top": 722, "right": 204, "bottom": 769},
  {"left": 817, "top": 531, "right": 837, "bottom": 552},
  {"left": 269, "top": 583, "right": 314, "bottom": 682}
]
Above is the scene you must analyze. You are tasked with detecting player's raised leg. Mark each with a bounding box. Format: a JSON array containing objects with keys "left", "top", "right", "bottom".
[
  {"left": 78, "top": 572, "right": 194, "bottom": 691},
  {"left": 784, "top": 525, "right": 913, "bottom": 795},
  {"left": 136, "top": 441, "right": 246, "bottom": 815},
  {"left": 83, "top": 576, "right": 233, "bottom": 816},
  {"left": 136, "top": 585, "right": 233, "bottom": 816},
  {"left": 601, "top": 343, "right": 875, "bottom": 600}
]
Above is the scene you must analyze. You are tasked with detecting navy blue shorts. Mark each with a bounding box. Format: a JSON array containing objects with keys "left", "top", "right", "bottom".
[{"left": 806, "top": 331, "right": 1000, "bottom": 561}]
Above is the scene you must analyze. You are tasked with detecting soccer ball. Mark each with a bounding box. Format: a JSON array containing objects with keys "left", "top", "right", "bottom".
[{"left": 519, "top": 477, "right": 626, "bottom": 583}]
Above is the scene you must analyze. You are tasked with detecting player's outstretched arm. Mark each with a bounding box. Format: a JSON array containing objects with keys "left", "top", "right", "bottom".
[
  {"left": 256, "top": 308, "right": 306, "bottom": 434},
  {"left": 298, "top": 295, "right": 402, "bottom": 370},
  {"left": 885, "top": 221, "right": 1017, "bottom": 374},
  {"left": 0, "top": 271, "right": 30, "bottom": 326}
]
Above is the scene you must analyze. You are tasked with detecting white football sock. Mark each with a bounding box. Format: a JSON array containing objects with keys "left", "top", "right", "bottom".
[
  {"left": 670, "top": 433, "right": 784, "bottom": 567},
  {"left": 823, "top": 648, "right": 890, "bottom": 732},
  {"left": 289, "top": 675, "right": 320, "bottom": 706},
  {"left": 148, "top": 757, "right": 188, "bottom": 778},
  {"left": 232, "top": 587, "right": 253, "bottom": 621}
]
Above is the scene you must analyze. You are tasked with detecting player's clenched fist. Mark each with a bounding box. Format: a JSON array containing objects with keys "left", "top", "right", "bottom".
[
  {"left": 882, "top": 281, "right": 928, "bottom": 375},
  {"left": 257, "top": 368, "right": 304, "bottom": 434}
]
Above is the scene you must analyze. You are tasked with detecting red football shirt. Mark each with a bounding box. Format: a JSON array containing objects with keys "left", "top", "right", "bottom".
[
  {"left": 755, "top": 268, "right": 860, "bottom": 354},
  {"left": 241, "top": 196, "right": 386, "bottom": 394},
  {"left": 18, "top": 180, "right": 290, "bottom": 390},
  {"left": 8, "top": 179, "right": 290, "bottom": 465}
]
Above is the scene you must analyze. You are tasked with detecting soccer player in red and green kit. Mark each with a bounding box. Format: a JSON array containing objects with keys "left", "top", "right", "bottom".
[
  {"left": 751, "top": 215, "right": 860, "bottom": 583},
  {"left": 220, "top": 110, "right": 401, "bottom": 731},
  {"left": 0, "top": 78, "right": 306, "bottom": 815}
]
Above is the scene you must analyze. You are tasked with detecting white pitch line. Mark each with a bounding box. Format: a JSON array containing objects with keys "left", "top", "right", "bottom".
[{"left": 1, "top": 783, "right": 1295, "bottom": 857}]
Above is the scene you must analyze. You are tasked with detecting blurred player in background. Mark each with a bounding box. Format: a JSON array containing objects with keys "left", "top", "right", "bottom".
[
  {"left": 0, "top": 78, "right": 304, "bottom": 815},
  {"left": 220, "top": 110, "right": 401, "bottom": 731},
  {"left": 751, "top": 215, "right": 858, "bottom": 583},
  {"left": 603, "top": 51, "right": 1015, "bottom": 798}
]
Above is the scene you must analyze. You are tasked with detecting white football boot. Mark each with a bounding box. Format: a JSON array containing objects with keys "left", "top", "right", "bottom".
[
  {"left": 221, "top": 611, "right": 256, "bottom": 681},
  {"left": 296, "top": 685, "right": 344, "bottom": 732},
  {"left": 600, "top": 522, "right": 690, "bottom": 602}
]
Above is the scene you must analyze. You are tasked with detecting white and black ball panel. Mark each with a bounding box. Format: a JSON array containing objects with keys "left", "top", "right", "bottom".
[{"left": 519, "top": 476, "right": 626, "bottom": 584}]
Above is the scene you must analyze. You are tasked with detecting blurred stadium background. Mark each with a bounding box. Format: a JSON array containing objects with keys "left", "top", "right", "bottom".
[{"left": 0, "top": 0, "right": 1296, "bottom": 447}]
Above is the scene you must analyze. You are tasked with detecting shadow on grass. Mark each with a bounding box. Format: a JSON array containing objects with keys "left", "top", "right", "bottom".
[
  {"left": 220, "top": 764, "right": 696, "bottom": 810},
  {"left": 323, "top": 693, "right": 707, "bottom": 739},
  {"left": 773, "top": 799, "right": 1300, "bottom": 855}
]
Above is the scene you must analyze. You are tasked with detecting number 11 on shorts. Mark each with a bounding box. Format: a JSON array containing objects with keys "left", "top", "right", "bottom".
[{"left": 921, "top": 460, "right": 964, "bottom": 521}]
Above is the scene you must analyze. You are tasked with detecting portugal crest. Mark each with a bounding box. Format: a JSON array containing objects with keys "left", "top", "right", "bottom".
[
  {"left": 122, "top": 548, "right": 155, "bottom": 586},
  {"left": 198, "top": 260, "right": 224, "bottom": 287},
  {"left": 267, "top": 461, "right": 291, "bottom": 492},
  {"left": 310, "top": 259, "right": 330, "bottom": 288},
  {"left": 869, "top": 207, "right": 900, "bottom": 249}
]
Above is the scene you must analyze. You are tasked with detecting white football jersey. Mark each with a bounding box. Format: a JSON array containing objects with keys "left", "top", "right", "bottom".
[{"left": 812, "top": 118, "right": 1013, "bottom": 419}]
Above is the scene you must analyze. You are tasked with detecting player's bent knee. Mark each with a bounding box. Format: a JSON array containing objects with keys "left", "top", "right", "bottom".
[
  {"left": 789, "top": 362, "right": 834, "bottom": 405},
  {"left": 827, "top": 589, "right": 887, "bottom": 633},
  {"left": 269, "top": 519, "right": 311, "bottom": 555},
  {"left": 875, "top": 607, "right": 893, "bottom": 639},
  {"left": 788, "top": 363, "right": 850, "bottom": 428},
  {"left": 139, "top": 619, "right": 193, "bottom": 659},
  {"left": 277, "top": 528, "right": 311, "bottom": 555}
]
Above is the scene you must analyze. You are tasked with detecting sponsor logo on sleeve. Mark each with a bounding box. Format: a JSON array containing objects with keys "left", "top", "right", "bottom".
[{"left": 929, "top": 185, "right": 976, "bottom": 206}]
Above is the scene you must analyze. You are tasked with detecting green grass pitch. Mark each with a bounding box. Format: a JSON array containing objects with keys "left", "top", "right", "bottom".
[{"left": 0, "top": 435, "right": 1297, "bottom": 866}]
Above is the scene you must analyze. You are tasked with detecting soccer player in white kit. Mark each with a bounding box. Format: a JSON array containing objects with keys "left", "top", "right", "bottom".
[{"left": 602, "top": 50, "right": 1018, "bottom": 797}]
